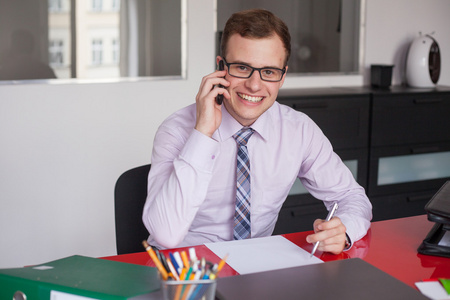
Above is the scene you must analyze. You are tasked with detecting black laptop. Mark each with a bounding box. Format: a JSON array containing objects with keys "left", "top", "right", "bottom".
[{"left": 215, "top": 258, "right": 427, "bottom": 300}]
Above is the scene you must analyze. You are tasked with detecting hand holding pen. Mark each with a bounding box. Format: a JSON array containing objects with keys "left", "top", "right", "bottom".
[{"left": 308, "top": 203, "right": 341, "bottom": 257}]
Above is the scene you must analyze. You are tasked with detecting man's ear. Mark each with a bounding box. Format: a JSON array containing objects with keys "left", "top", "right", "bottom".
[{"left": 216, "top": 56, "right": 223, "bottom": 67}]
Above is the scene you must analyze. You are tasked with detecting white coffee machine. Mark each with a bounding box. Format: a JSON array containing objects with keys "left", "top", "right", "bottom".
[{"left": 406, "top": 33, "right": 440, "bottom": 88}]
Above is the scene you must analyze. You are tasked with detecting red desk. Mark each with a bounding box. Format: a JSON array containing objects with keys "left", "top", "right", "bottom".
[{"left": 102, "top": 215, "right": 450, "bottom": 288}]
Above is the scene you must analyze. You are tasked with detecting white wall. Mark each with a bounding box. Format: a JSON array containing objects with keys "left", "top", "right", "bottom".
[
  {"left": 364, "top": 0, "right": 450, "bottom": 86},
  {"left": 0, "top": 0, "right": 214, "bottom": 268},
  {"left": 1, "top": 0, "right": 449, "bottom": 268}
]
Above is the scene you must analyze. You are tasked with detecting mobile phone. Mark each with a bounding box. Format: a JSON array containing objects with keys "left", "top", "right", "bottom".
[{"left": 215, "top": 60, "right": 225, "bottom": 105}]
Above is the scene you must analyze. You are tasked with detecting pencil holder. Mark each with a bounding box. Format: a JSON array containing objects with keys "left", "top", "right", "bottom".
[{"left": 161, "top": 279, "right": 216, "bottom": 300}]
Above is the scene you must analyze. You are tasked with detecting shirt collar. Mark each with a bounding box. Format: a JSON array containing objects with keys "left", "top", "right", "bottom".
[{"left": 214, "top": 103, "right": 275, "bottom": 142}]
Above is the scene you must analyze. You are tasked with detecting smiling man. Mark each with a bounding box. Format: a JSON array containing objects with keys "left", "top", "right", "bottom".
[{"left": 143, "top": 9, "right": 372, "bottom": 254}]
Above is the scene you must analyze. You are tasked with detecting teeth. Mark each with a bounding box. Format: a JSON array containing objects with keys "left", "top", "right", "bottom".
[{"left": 238, "top": 93, "right": 263, "bottom": 103}]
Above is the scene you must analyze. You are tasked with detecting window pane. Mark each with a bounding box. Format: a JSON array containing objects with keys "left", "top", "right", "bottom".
[
  {"left": 91, "top": 0, "right": 103, "bottom": 12},
  {"left": 49, "top": 40, "right": 64, "bottom": 66},
  {"left": 112, "top": 39, "right": 119, "bottom": 63},
  {"left": 48, "top": 0, "right": 71, "bottom": 78},
  {"left": 217, "top": 0, "right": 360, "bottom": 74},
  {"left": 91, "top": 39, "right": 103, "bottom": 65},
  {"left": 0, "top": 0, "right": 183, "bottom": 81}
]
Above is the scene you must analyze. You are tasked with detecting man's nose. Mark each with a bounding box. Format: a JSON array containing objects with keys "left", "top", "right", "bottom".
[{"left": 245, "top": 70, "right": 263, "bottom": 91}]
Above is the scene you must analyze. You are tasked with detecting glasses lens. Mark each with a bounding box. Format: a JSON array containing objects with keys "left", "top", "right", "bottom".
[
  {"left": 260, "top": 68, "right": 283, "bottom": 81},
  {"left": 228, "top": 64, "right": 252, "bottom": 77},
  {"left": 227, "top": 63, "right": 283, "bottom": 82}
]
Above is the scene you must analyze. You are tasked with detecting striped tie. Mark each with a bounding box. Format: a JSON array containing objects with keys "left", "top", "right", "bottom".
[{"left": 232, "top": 127, "right": 255, "bottom": 240}]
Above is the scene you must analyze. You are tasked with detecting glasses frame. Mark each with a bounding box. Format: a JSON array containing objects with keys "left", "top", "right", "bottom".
[{"left": 222, "top": 58, "right": 286, "bottom": 82}]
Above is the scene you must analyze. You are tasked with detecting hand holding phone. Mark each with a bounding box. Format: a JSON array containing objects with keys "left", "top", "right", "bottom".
[{"left": 215, "top": 60, "right": 225, "bottom": 105}]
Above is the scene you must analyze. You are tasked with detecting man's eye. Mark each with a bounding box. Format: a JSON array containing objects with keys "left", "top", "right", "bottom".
[
  {"left": 237, "top": 65, "right": 249, "bottom": 72},
  {"left": 262, "top": 69, "right": 278, "bottom": 77}
]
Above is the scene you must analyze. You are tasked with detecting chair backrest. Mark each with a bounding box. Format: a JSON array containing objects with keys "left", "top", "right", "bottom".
[{"left": 114, "top": 164, "right": 151, "bottom": 254}]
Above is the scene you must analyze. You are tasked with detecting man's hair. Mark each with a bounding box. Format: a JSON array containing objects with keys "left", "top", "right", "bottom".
[{"left": 220, "top": 9, "right": 291, "bottom": 66}]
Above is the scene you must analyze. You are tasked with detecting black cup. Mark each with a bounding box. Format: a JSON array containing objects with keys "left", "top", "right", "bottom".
[{"left": 371, "top": 65, "right": 394, "bottom": 89}]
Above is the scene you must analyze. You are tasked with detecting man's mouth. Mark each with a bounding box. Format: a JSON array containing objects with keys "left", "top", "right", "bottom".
[{"left": 238, "top": 92, "right": 264, "bottom": 103}]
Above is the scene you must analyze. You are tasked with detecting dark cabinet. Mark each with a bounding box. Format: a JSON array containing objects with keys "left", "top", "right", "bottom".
[
  {"left": 368, "top": 86, "right": 450, "bottom": 221},
  {"left": 370, "top": 89, "right": 450, "bottom": 147},
  {"left": 273, "top": 86, "right": 450, "bottom": 234},
  {"left": 277, "top": 88, "right": 370, "bottom": 150}
]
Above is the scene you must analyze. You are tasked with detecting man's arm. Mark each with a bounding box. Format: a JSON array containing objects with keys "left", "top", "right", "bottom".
[
  {"left": 142, "top": 126, "right": 219, "bottom": 248},
  {"left": 300, "top": 120, "right": 372, "bottom": 254},
  {"left": 305, "top": 178, "right": 372, "bottom": 254},
  {"left": 142, "top": 67, "right": 229, "bottom": 248}
]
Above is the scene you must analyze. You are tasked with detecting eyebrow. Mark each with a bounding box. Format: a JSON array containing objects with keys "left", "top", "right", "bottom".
[{"left": 229, "top": 60, "right": 284, "bottom": 70}]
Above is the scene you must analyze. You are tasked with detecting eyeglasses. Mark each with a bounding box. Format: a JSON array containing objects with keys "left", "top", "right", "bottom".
[{"left": 222, "top": 58, "right": 286, "bottom": 82}]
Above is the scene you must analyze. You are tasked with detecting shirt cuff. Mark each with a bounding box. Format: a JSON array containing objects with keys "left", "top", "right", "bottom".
[
  {"left": 344, "top": 233, "right": 352, "bottom": 251},
  {"left": 178, "top": 129, "right": 220, "bottom": 173}
]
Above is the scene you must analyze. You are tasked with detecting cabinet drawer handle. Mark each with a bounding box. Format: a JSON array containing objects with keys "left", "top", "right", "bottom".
[
  {"left": 411, "top": 146, "right": 440, "bottom": 154},
  {"left": 292, "top": 102, "right": 328, "bottom": 110},
  {"left": 407, "top": 195, "right": 431, "bottom": 202},
  {"left": 413, "top": 98, "right": 443, "bottom": 104}
]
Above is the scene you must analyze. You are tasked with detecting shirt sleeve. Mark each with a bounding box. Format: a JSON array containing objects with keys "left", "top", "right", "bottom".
[{"left": 142, "top": 126, "right": 220, "bottom": 248}]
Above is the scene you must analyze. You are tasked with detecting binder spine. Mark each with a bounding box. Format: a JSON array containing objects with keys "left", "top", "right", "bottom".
[{"left": 0, "top": 275, "right": 41, "bottom": 299}]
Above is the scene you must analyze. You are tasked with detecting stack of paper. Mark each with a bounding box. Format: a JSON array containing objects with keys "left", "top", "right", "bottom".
[{"left": 205, "top": 235, "right": 322, "bottom": 275}]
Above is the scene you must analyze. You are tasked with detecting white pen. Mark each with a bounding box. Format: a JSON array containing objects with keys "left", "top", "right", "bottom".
[{"left": 310, "top": 202, "right": 339, "bottom": 258}]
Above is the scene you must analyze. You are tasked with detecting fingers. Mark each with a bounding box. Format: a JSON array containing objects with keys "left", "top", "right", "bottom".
[
  {"left": 307, "top": 217, "right": 347, "bottom": 255},
  {"left": 194, "top": 70, "right": 229, "bottom": 137},
  {"left": 196, "top": 70, "right": 229, "bottom": 103},
  {"left": 314, "top": 217, "right": 343, "bottom": 232}
]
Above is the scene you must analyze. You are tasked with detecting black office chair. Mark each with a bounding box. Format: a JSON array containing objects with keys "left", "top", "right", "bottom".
[{"left": 114, "top": 164, "right": 151, "bottom": 254}]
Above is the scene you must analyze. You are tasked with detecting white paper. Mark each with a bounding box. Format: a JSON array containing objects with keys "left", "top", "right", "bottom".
[
  {"left": 205, "top": 236, "right": 322, "bottom": 275},
  {"left": 415, "top": 281, "right": 450, "bottom": 300},
  {"left": 50, "top": 291, "right": 98, "bottom": 300}
]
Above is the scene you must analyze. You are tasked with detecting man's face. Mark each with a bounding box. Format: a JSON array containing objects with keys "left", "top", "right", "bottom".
[{"left": 220, "top": 34, "right": 288, "bottom": 127}]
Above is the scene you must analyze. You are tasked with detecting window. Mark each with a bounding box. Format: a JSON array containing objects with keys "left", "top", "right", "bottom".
[
  {"left": 0, "top": 0, "right": 182, "bottom": 81},
  {"left": 111, "top": 0, "right": 120, "bottom": 11},
  {"left": 49, "top": 0, "right": 63, "bottom": 12},
  {"left": 112, "top": 39, "right": 119, "bottom": 64},
  {"left": 91, "top": 0, "right": 103, "bottom": 12},
  {"left": 91, "top": 39, "right": 103, "bottom": 65},
  {"left": 217, "top": 0, "right": 361, "bottom": 75},
  {"left": 49, "top": 40, "right": 64, "bottom": 66}
]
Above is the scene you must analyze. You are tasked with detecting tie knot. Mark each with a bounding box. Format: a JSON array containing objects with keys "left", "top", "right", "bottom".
[{"left": 233, "top": 127, "right": 254, "bottom": 146}]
